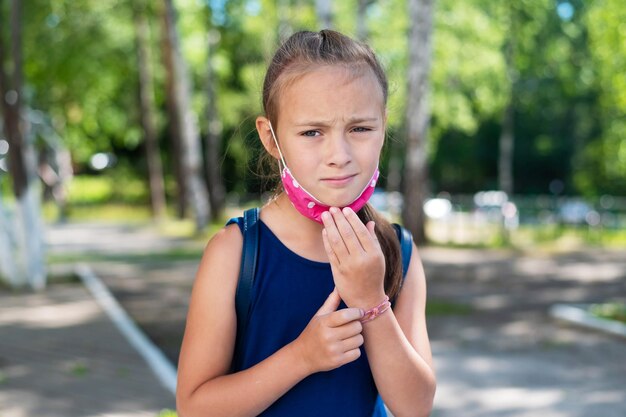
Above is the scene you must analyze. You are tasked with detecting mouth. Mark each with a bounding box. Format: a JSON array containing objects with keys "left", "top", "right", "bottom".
[{"left": 321, "top": 174, "right": 358, "bottom": 187}]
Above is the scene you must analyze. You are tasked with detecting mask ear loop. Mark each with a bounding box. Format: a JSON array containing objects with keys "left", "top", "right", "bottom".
[{"left": 268, "top": 122, "right": 288, "bottom": 171}]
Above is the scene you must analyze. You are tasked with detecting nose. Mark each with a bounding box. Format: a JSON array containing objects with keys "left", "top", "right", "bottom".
[{"left": 324, "top": 133, "right": 352, "bottom": 168}]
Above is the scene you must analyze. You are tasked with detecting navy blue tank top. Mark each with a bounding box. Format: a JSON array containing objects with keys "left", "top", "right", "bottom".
[{"left": 233, "top": 220, "right": 387, "bottom": 417}]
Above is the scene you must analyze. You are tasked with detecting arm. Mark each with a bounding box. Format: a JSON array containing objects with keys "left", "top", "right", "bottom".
[
  {"left": 321, "top": 208, "right": 436, "bottom": 417},
  {"left": 176, "top": 224, "right": 365, "bottom": 417},
  {"left": 360, "top": 244, "right": 436, "bottom": 417}
]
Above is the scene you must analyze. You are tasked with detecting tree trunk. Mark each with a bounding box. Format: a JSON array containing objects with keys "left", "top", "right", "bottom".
[
  {"left": 0, "top": 0, "right": 46, "bottom": 289},
  {"left": 356, "top": 0, "right": 372, "bottom": 41},
  {"left": 402, "top": 0, "right": 435, "bottom": 244},
  {"left": 134, "top": 4, "right": 167, "bottom": 221},
  {"left": 316, "top": 0, "right": 333, "bottom": 30},
  {"left": 499, "top": 12, "right": 515, "bottom": 197},
  {"left": 161, "top": 0, "right": 211, "bottom": 231},
  {"left": 498, "top": 101, "right": 514, "bottom": 196},
  {"left": 161, "top": 3, "right": 186, "bottom": 219},
  {"left": 204, "top": 27, "right": 225, "bottom": 220},
  {"left": 277, "top": 0, "right": 293, "bottom": 40}
]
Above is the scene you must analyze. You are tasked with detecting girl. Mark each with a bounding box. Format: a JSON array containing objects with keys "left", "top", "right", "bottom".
[{"left": 176, "top": 30, "right": 436, "bottom": 417}]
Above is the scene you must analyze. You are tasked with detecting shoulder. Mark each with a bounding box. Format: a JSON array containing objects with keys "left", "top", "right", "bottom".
[
  {"left": 204, "top": 222, "right": 243, "bottom": 259},
  {"left": 193, "top": 223, "right": 243, "bottom": 299}
]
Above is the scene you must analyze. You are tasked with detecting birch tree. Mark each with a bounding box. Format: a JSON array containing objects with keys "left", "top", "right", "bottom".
[
  {"left": 403, "top": 0, "right": 435, "bottom": 243},
  {"left": 161, "top": 0, "right": 210, "bottom": 231},
  {"left": 203, "top": 23, "right": 225, "bottom": 220},
  {"left": 316, "top": 0, "right": 333, "bottom": 29},
  {"left": 498, "top": 4, "right": 516, "bottom": 197},
  {"left": 356, "top": 0, "right": 374, "bottom": 41},
  {"left": 0, "top": 0, "right": 46, "bottom": 289},
  {"left": 134, "top": 2, "right": 166, "bottom": 221}
]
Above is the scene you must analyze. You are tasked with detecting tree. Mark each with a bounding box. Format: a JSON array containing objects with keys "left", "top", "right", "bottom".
[
  {"left": 403, "top": 0, "right": 435, "bottom": 243},
  {"left": 134, "top": 1, "right": 166, "bottom": 221},
  {"left": 356, "top": 0, "right": 374, "bottom": 41},
  {"left": 161, "top": 0, "right": 210, "bottom": 231},
  {"left": 498, "top": 7, "right": 515, "bottom": 196},
  {"left": 203, "top": 18, "right": 225, "bottom": 220},
  {"left": 0, "top": 0, "right": 46, "bottom": 289},
  {"left": 316, "top": 0, "right": 333, "bottom": 29}
]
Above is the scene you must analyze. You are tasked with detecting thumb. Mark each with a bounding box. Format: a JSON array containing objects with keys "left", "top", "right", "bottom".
[{"left": 315, "top": 288, "right": 341, "bottom": 316}]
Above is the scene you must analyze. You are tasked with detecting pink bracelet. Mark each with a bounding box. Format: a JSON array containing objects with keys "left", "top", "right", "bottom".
[{"left": 360, "top": 295, "right": 391, "bottom": 323}]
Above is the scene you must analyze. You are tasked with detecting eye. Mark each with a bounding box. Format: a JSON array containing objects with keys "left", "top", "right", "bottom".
[
  {"left": 351, "top": 126, "right": 373, "bottom": 133},
  {"left": 301, "top": 130, "right": 321, "bottom": 137}
]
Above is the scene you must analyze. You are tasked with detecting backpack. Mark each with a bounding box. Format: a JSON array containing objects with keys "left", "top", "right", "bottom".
[{"left": 227, "top": 207, "right": 413, "bottom": 371}]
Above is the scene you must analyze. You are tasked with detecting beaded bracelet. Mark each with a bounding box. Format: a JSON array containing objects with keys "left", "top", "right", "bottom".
[{"left": 360, "top": 295, "right": 391, "bottom": 323}]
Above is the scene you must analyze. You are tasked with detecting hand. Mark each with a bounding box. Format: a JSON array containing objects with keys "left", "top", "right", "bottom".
[
  {"left": 291, "top": 288, "right": 364, "bottom": 374},
  {"left": 321, "top": 207, "right": 386, "bottom": 308}
]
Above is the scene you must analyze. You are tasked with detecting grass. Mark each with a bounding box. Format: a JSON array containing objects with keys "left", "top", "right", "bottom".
[
  {"left": 426, "top": 220, "right": 626, "bottom": 250},
  {"left": 426, "top": 299, "right": 473, "bottom": 316},
  {"left": 47, "top": 247, "right": 204, "bottom": 265},
  {"left": 68, "top": 361, "right": 89, "bottom": 377},
  {"left": 588, "top": 303, "right": 626, "bottom": 324}
]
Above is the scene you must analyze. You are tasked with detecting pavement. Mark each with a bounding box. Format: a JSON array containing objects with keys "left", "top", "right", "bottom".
[
  {"left": 1, "top": 221, "right": 625, "bottom": 417},
  {"left": 0, "top": 282, "right": 175, "bottom": 417}
]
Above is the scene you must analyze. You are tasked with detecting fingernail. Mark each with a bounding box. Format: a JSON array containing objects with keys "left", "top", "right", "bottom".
[
  {"left": 322, "top": 211, "right": 330, "bottom": 220},
  {"left": 330, "top": 207, "right": 339, "bottom": 214},
  {"left": 360, "top": 309, "right": 365, "bottom": 317},
  {"left": 342, "top": 207, "right": 351, "bottom": 215}
]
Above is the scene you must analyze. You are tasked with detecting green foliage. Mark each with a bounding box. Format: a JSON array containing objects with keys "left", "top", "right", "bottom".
[
  {"left": 9, "top": 0, "right": 625, "bottom": 202},
  {"left": 580, "top": 0, "right": 626, "bottom": 195}
]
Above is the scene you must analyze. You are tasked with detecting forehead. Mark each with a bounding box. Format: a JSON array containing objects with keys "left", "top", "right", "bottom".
[{"left": 277, "top": 65, "right": 385, "bottom": 124}]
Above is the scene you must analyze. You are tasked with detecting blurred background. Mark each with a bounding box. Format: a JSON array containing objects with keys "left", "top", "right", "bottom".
[{"left": 0, "top": 0, "right": 625, "bottom": 416}]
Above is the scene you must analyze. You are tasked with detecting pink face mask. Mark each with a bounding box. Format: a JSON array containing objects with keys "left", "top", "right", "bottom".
[{"left": 269, "top": 122, "right": 379, "bottom": 224}]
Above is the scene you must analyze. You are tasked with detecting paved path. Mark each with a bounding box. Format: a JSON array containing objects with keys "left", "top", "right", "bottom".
[
  {"left": 0, "top": 281, "right": 175, "bottom": 417},
  {"left": 4, "top": 221, "right": 625, "bottom": 417},
  {"left": 425, "top": 247, "right": 626, "bottom": 417}
]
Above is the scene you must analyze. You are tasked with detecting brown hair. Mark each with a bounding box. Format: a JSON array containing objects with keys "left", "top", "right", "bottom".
[{"left": 260, "top": 30, "right": 404, "bottom": 301}]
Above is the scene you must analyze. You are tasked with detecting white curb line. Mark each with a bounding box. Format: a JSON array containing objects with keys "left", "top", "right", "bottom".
[
  {"left": 549, "top": 303, "right": 626, "bottom": 339},
  {"left": 75, "top": 263, "right": 177, "bottom": 395}
]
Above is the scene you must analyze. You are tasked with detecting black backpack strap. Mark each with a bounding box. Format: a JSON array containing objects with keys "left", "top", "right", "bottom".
[
  {"left": 226, "top": 207, "right": 260, "bottom": 370},
  {"left": 392, "top": 223, "right": 413, "bottom": 279}
]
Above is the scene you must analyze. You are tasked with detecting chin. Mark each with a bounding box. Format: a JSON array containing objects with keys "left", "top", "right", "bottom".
[{"left": 318, "top": 192, "right": 361, "bottom": 208}]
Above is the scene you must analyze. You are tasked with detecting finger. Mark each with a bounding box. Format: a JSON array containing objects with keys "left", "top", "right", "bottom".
[
  {"left": 342, "top": 207, "right": 377, "bottom": 252},
  {"left": 315, "top": 288, "right": 341, "bottom": 316},
  {"left": 330, "top": 207, "right": 364, "bottom": 255},
  {"left": 321, "top": 210, "right": 349, "bottom": 258},
  {"left": 333, "top": 319, "right": 363, "bottom": 340},
  {"left": 341, "top": 347, "right": 362, "bottom": 364},
  {"left": 341, "top": 334, "right": 365, "bottom": 352},
  {"left": 322, "top": 229, "right": 341, "bottom": 266},
  {"left": 327, "top": 307, "right": 365, "bottom": 327}
]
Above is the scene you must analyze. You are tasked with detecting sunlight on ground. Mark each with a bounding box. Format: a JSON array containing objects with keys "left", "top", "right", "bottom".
[{"left": 0, "top": 300, "right": 101, "bottom": 329}]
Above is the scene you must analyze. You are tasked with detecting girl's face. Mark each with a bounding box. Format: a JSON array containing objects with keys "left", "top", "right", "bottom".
[{"left": 269, "top": 65, "right": 386, "bottom": 207}]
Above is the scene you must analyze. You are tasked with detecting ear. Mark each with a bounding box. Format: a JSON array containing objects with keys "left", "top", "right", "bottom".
[{"left": 256, "top": 116, "right": 281, "bottom": 160}]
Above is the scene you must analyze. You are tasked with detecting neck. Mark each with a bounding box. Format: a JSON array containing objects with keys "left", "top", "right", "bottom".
[
  {"left": 260, "top": 192, "right": 330, "bottom": 263},
  {"left": 265, "top": 192, "right": 324, "bottom": 233}
]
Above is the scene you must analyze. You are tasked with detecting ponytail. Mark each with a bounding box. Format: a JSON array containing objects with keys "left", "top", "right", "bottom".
[{"left": 358, "top": 204, "right": 404, "bottom": 302}]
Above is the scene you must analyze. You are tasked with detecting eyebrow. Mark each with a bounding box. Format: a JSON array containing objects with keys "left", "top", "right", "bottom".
[{"left": 294, "top": 116, "right": 380, "bottom": 127}]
